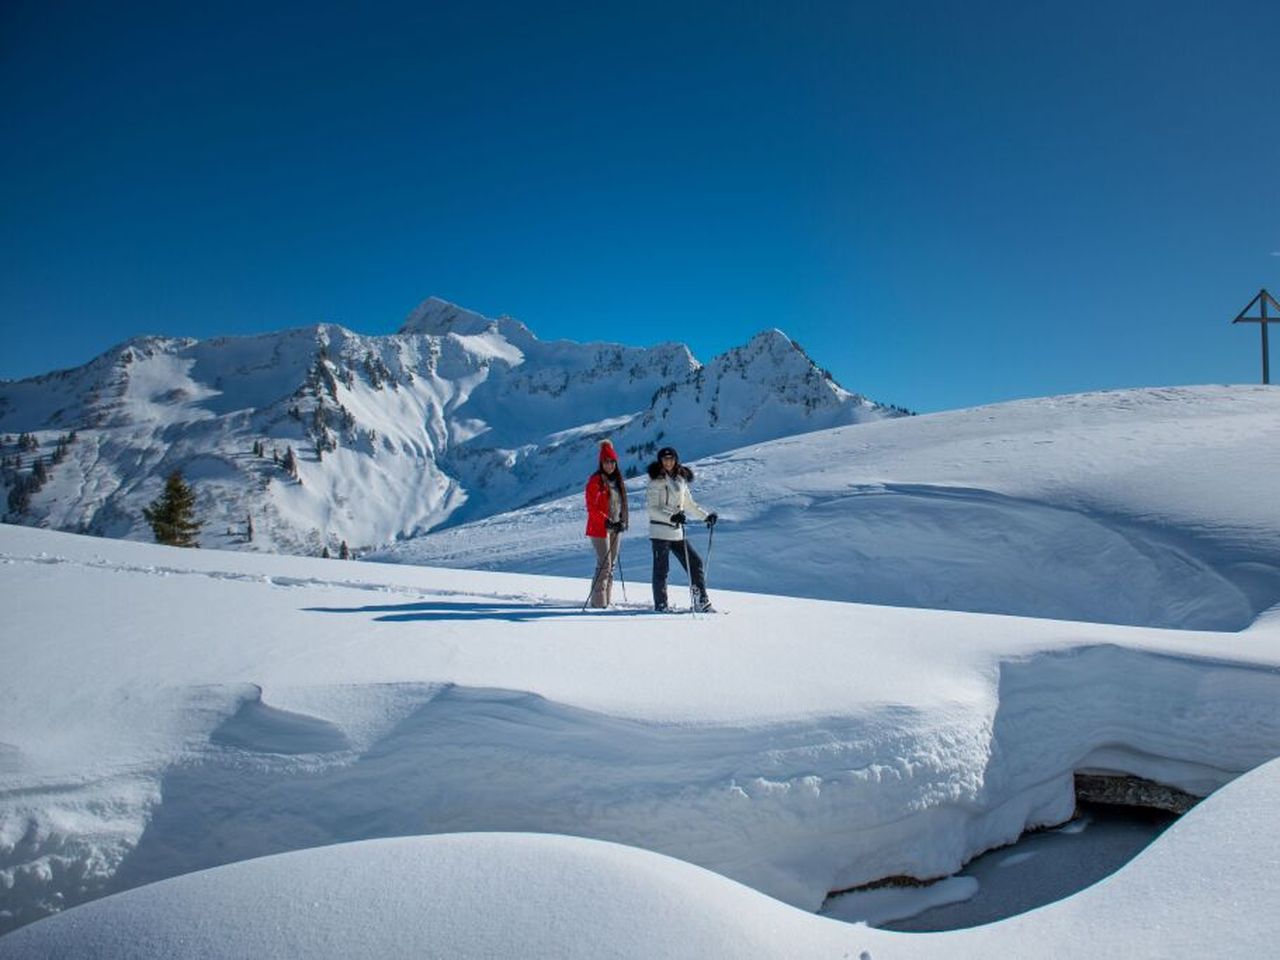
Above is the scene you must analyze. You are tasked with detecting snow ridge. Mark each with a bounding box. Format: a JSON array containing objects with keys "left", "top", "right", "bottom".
[
  {"left": 1, "top": 524, "right": 1278, "bottom": 937},
  {"left": 376, "top": 384, "right": 1280, "bottom": 630},
  {"left": 0, "top": 298, "right": 903, "bottom": 555}
]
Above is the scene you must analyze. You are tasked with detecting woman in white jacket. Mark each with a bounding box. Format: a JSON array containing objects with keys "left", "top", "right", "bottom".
[{"left": 646, "top": 446, "right": 717, "bottom": 612}]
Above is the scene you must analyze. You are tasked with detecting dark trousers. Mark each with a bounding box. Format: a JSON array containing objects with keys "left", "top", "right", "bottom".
[{"left": 651, "top": 538, "right": 707, "bottom": 610}]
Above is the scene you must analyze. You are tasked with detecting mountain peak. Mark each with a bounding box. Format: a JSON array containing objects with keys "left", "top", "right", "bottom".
[
  {"left": 0, "top": 296, "right": 904, "bottom": 554},
  {"left": 722, "top": 328, "right": 818, "bottom": 373},
  {"left": 397, "top": 297, "right": 538, "bottom": 348},
  {"left": 746, "top": 328, "right": 800, "bottom": 351},
  {"left": 398, "top": 297, "right": 494, "bottom": 336}
]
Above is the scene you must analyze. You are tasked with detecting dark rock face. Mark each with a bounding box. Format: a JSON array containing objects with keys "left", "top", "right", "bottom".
[{"left": 1074, "top": 772, "right": 1201, "bottom": 815}]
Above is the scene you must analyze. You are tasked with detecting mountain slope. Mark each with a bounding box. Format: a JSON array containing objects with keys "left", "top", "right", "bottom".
[
  {"left": 0, "top": 297, "right": 902, "bottom": 554},
  {"left": 373, "top": 384, "right": 1280, "bottom": 629}
]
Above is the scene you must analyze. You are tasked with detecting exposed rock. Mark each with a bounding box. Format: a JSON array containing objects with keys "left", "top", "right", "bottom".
[{"left": 1074, "top": 772, "right": 1200, "bottom": 814}]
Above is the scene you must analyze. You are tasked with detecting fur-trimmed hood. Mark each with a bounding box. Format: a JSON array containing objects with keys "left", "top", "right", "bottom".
[{"left": 647, "top": 461, "right": 694, "bottom": 481}]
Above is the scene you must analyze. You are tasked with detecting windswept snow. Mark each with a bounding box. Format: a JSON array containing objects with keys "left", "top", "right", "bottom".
[
  {"left": 376, "top": 384, "right": 1280, "bottom": 629},
  {"left": 6, "top": 754, "right": 1280, "bottom": 959},
  {"left": 1, "top": 516, "right": 1278, "bottom": 938},
  {"left": 3, "top": 382, "right": 1280, "bottom": 954}
]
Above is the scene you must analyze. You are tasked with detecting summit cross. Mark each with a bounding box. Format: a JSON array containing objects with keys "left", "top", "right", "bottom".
[{"left": 1232, "top": 288, "right": 1280, "bottom": 385}]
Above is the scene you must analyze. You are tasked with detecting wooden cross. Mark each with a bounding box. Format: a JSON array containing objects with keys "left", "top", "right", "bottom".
[{"left": 1232, "top": 288, "right": 1280, "bottom": 384}]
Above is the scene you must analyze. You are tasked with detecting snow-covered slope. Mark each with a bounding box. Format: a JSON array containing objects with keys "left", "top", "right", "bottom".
[
  {"left": 0, "top": 297, "right": 899, "bottom": 555},
  {"left": 4, "top": 383, "right": 1279, "bottom": 951},
  {"left": 8, "top": 750, "right": 1280, "bottom": 960},
  {"left": 375, "top": 384, "right": 1280, "bottom": 629},
  {"left": 2, "top": 522, "right": 1278, "bottom": 941}
]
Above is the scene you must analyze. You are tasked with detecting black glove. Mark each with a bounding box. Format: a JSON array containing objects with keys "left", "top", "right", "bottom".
[
  {"left": 607, "top": 520, "right": 624, "bottom": 533},
  {"left": 705, "top": 512, "right": 718, "bottom": 528},
  {"left": 670, "top": 511, "right": 686, "bottom": 526}
]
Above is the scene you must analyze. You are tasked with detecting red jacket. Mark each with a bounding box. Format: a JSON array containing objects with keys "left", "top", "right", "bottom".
[{"left": 584, "top": 474, "right": 626, "bottom": 538}]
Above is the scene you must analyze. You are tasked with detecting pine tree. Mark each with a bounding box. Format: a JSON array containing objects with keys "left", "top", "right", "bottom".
[
  {"left": 246, "top": 513, "right": 254, "bottom": 542},
  {"left": 339, "top": 540, "right": 350, "bottom": 560},
  {"left": 7, "top": 475, "right": 33, "bottom": 514},
  {"left": 321, "top": 545, "right": 331, "bottom": 559},
  {"left": 283, "top": 446, "right": 298, "bottom": 479},
  {"left": 142, "top": 470, "right": 201, "bottom": 547}
]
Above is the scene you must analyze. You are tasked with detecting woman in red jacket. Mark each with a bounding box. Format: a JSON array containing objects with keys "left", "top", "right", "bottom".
[{"left": 584, "top": 439, "right": 629, "bottom": 608}]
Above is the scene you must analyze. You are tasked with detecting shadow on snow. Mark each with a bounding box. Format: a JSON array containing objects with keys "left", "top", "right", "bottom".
[{"left": 303, "top": 599, "right": 654, "bottom": 622}]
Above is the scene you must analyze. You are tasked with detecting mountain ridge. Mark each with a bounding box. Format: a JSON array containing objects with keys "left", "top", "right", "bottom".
[{"left": 0, "top": 297, "right": 906, "bottom": 555}]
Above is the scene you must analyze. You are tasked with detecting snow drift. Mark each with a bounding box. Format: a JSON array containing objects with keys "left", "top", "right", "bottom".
[
  {"left": 6, "top": 754, "right": 1280, "bottom": 959},
  {"left": 376, "top": 384, "right": 1280, "bottom": 629},
  {"left": 3, "top": 382, "right": 1279, "bottom": 953}
]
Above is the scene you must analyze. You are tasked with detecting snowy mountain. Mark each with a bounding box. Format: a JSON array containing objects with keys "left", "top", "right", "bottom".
[
  {"left": 0, "top": 297, "right": 901, "bottom": 555},
  {"left": 374, "top": 384, "right": 1280, "bottom": 630},
  {"left": 3, "top": 382, "right": 1280, "bottom": 952}
]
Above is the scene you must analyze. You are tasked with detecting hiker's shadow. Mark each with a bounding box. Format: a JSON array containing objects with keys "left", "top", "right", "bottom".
[{"left": 304, "top": 600, "right": 620, "bottom": 623}]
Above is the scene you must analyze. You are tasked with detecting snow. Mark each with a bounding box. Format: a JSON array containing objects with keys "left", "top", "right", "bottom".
[
  {"left": 2, "top": 296, "right": 895, "bottom": 554},
  {"left": 5, "top": 755, "right": 1280, "bottom": 959},
  {"left": 2, "top": 382, "right": 1279, "bottom": 955},
  {"left": 377, "top": 384, "right": 1280, "bottom": 629},
  {"left": 822, "top": 876, "right": 982, "bottom": 927}
]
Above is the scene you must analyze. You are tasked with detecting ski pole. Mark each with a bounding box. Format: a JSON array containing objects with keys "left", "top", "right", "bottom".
[
  {"left": 614, "top": 531, "right": 628, "bottom": 603},
  {"left": 582, "top": 552, "right": 605, "bottom": 612},
  {"left": 704, "top": 520, "right": 715, "bottom": 592},
  {"left": 681, "top": 534, "right": 696, "bottom": 617}
]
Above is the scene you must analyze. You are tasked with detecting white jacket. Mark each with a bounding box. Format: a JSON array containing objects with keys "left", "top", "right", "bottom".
[{"left": 646, "top": 469, "right": 708, "bottom": 541}]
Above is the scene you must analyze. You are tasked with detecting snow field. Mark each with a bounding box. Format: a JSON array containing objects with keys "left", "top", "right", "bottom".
[
  {"left": 378, "top": 385, "right": 1280, "bottom": 629},
  {"left": 2, "top": 522, "right": 1279, "bottom": 939},
  {"left": 4, "top": 383, "right": 1280, "bottom": 954},
  {"left": 6, "top": 751, "right": 1280, "bottom": 959}
]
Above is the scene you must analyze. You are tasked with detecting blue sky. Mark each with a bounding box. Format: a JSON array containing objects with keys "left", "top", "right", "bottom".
[{"left": 2, "top": 0, "right": 1277, "bottom": 412}]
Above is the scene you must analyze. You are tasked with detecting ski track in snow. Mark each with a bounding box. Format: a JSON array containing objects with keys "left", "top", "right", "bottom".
[{"left": 0, "top": 549, "right": 545, "bottom": 605}]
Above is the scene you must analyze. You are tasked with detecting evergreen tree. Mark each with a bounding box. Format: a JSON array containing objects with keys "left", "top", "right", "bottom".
[
  {"left": 339, "top": 540, "right": 350, "bottom": 560},
  {"left": 321, "top": 545, "right": 331, "bottom": 559},
  {"left": 283, "top": 446, "right": 298, "bottom": 479},
  {"left": 246, "top": 513, "right": 254, "bottom": 542},
  {"left": 142, "top": 470, "right": 201, "bottom": 547},
  {"left": 7, "top": 475, "right": 33, "bottom": 514}
]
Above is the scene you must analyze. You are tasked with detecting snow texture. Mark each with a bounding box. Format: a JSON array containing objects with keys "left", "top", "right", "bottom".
[
  {"left": 6, "top": 753, "right": 1280, "bottom": 959},
  {"left": 0, "top": 297, "right": 896, "bottom": 556},
  {"left": 377, "top": 384, "right": 1280, "bottom": 629},
  {"left": 2, "top": 382, "right": 1279, "bottom": 955}
]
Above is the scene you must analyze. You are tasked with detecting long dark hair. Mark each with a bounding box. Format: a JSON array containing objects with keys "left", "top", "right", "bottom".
[
  {"left": 592, "top": 463, "right": 629, "bottom": 526},
  {"left": 646, "top": 460, "right": 694, "bottom": 481}
]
